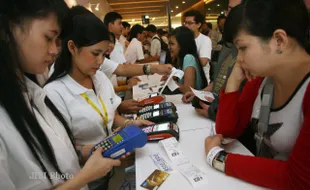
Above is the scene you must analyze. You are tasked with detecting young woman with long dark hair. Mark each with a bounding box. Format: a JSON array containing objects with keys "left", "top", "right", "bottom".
[
  {"left": 0, "top": 1, "right": 122, "bottom": 189},
  {"left": 169, "top": 26, "right": 208, "bottom": 93},
  {"left": 205, "top": 0, "right": 310, "bottom": 189}
]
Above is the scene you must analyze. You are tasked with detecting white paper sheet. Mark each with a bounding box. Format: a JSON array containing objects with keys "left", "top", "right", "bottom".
[
  {"left": 190, "top": 87, "right": 215, "bottom": 101},
  {"left": 159, "top": 137, "right": 208, "bottom": 188},
  {"left": 159, "top": 68, "right": 184, "bottom": 94}
]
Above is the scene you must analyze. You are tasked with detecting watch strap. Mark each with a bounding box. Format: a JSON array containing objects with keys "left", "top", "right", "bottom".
[{"left": 206, "top": 146, "right": 223, "bottom": 166}]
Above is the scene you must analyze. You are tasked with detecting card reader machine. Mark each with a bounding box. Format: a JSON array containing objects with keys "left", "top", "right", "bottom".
[
  {"left": 137, "top": 108, "right": 178, "bottom": 123},
  {"left": 141, "top": 122, "right": 179, "bottom": 141},
  {"left": 90, "top": 125, "right": 147, "bottom": 159},
  {"left": 138, "top": 102, "right": 176, "bottom": 115}
]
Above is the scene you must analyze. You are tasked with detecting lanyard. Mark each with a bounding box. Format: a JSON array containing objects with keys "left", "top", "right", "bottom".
[{"left": 80, "top": 93, "right": 109, "bottom": 135}]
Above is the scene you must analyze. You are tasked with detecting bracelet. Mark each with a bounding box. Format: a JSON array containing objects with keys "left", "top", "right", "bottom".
[
  {"left": 123, "top": 119, "right": 133, "bottom": 127},
  {"left": 206, "top": 146, "right": 224, "bottom": 166},
  {"left": 146, "top": 64, "right": 151, "bottom": 75}
]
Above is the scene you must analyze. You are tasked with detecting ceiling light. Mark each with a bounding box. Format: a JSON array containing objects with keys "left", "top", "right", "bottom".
[
  {"left": 208, "top": 8, "right": 211, "bottom": 10},
  {"left": 171, "top": 10, "right": 174, "bottom": 12},
  {"left": 176, "top": 6, "right": 179, "bottom": 9},
  {"left": 221, "top": 11, "right": 225, "bottom": 15},
  {"left": 217, "top": 4, "right": 220, "bottom": 7},
  {"left": 95, "top": 3, "right": 99, "bottom": 11},
  {"left": 145, "top": 15, "right": 149, "bottom": 19},
  {"left": 182, "top": 1, "right": 185, "bottom": 3}
]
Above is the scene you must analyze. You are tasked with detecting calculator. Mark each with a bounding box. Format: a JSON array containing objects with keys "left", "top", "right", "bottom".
[
  {"left": 141, "top": 122, "right": 179, "bottom": 141},
  {"left": 90, "top": 125, "right": 148, "bottom": 159},
  {"left": 137, "top": 108, "right": 178, "bottom": 123},
  {"left": 138, "top": 102, "right": 176, "bottom": 115}
]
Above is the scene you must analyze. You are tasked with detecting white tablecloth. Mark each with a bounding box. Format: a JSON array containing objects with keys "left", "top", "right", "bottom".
[{"left": 133, "top": 75, "right": 265, "bottom": 190}]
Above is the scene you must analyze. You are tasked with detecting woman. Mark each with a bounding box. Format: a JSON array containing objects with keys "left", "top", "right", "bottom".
[
  {"left": 0, "top": 0, "right": 121, "bottom": 189},
  {"left": 205, "top": 0, "right": 310, "bottom": 189},
  {"left": 44, "top": 9, "right": 152, "bottom": 190},
  {"left": 169, "top": 26, "right": 208, "bottom": 93}
]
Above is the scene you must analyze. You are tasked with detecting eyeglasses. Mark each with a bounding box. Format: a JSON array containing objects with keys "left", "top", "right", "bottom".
[{"left": 183, "top": 21, "right": 196, "bottom": 25}]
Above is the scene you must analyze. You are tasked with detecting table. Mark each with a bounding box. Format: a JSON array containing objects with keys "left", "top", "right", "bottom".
[{"left": 133, "top": 75, "right": 265, "bottom": 190}]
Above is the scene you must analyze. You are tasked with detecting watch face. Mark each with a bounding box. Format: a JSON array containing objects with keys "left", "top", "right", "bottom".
[{"left": 217, "top": 152, "right": 228, "bottom": 162}]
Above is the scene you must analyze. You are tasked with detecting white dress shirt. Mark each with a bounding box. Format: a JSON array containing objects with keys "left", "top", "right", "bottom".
[
  {"left": 195, "top": 33, "right": 212, "bottom": 83},
  {"left": 44, "top": 71, "right": 121, "bottom": 146},
  {"left": 110, "top": 39, "right": 127, "bottom": 65},
  {"left": 0, "top": 77, "right": 86, "bottom": 190},
  {"left": 125, "top": 38, "right": 145, "bottom": 64},
  {"left": 119, "top": 35, "right": 128, "bottom": 52},
  {"left": 100, "top": 58, "right": 119, "bottom": 79}
]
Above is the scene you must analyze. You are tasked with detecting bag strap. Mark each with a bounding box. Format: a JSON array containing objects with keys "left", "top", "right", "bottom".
[{"left": 255, "top": 77, "right": 274, "bottom": 156}]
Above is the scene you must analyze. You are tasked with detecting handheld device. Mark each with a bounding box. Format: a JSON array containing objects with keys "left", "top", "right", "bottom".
[
  {"left": 141, "top": 122, "right": 179, "bottom": 141},
  {"left": 138, "top": 102, "right": 176, "bottom": 115},
  {"left": 137, "top": 108, "right": 178, "bottom": 123},
  {"left": 139, "top": 95, "right": 165, "bottom": 106},
  {"left": 191, "top": 96, "right": 211, "bottom": 109},
  {"left": 90, "top": 125, "right": 147, "bottom": 159}
]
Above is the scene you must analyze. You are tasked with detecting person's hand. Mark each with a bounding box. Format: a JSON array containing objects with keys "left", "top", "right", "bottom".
[
  {"left": 226, "top": 61, "right": 255, "bottom": 93},
  {"left": 182, "top": 91, "right": 195, "bottom": 103},
  {"left": 230, "top": 61, "right": 256, "bottom": 83},
  {"left": 160, "top": 75, "right": 169, "bottom": 82},
  {"left": 118, "top": 99, "right": 143, "bottom": 114},
  {"left": 127, "top": 77, "right": 141, "bottom": 89},
  {"left": 195, "top": 97, "right": 214, "bottom": 118},
  {"left": 152, "top": 64, "right": 173, "bottom": 75},
  {"left": 132, "top": 119, "right": 154, "bottom": 126},
  {"left": 79, "top": 145, "right": 95, "bottom": 161},
  {"left": 81, "top": 147, "right": 121, "bottom": 183},
  {"left": 205, "top": 134, "right": 223, "bottom": 156}
]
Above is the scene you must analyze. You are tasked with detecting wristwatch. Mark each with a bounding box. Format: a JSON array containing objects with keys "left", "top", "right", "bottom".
[
  {"left": 143, "top": 64, "right": 151, "bottom": 75},
  {"left": 212, "top": 150, "right": 228, "bottom": 172}
]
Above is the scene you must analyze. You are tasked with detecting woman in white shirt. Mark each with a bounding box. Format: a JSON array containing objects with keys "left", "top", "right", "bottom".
[
  {"left": 0, "top": 0, "right": 122, "bottom": 190},
  {"left": 44, "top": 8, "right": 152, "bottom": 190}
]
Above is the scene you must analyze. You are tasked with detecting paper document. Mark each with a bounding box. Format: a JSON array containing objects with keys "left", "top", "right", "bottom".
[
  {"left": 149, "top": 153, "right": 173, "bottom": 172},
  {"left": 159, "top": 137, "right": 208, "bottom": 188},
  {"left": 190, "top": 87, "right": 215, "bottom": 101},
  {"left": 159, "top": 67, "right": 184, "bottom": 94}
]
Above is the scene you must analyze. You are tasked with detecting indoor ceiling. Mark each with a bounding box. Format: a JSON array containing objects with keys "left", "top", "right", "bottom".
[{"left": 87, "top": 0, "right": 228, "bottom": 26}]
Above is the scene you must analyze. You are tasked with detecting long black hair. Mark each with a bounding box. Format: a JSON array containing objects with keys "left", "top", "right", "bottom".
[
  {"left": 46, "top": 6, "right": 110, "bottom": 84},
  {"left": 129, "top": 24, "right": 145, "bottom": 41},
  {"left": 170, "top": 26, "right": 208, "bottom": 88},
  {"left": 223, "top": 0, "right": 309, "bottom": 50},
  {"left": 0, "top": 0, "right": 79, "bottom": 184}
]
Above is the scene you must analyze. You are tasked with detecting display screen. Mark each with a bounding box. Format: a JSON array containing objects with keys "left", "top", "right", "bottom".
[
  {"left": 154, "top": 123, "right": 170, "bottom": 131},
  {"left": 150, "top": 93, "right": 158, "bottom": 97},
  {"left": 112, "top": 134, "right": 123, "bottom": 143},
  {"left": 163, "top": 109, "right": 171, "bottom": 115},
  {"left": 153, "top": 111, "right": 160, "bottom": 117},
  {"left": 154, "top": 104, "right": 160, "bottom": 109}
]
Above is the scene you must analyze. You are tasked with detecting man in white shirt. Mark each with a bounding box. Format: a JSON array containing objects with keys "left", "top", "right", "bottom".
[
  {"left": 145, "top": 24, "right": 161, "bottom": 59},
  {"left": 183, "top": 10, "right": 212, "bottom": 84},
  {"left": 119, "top": 21, "right": 130, "bottom": 51},
  {"left": 103, "top": 12, "right": 127, "bottom": 91},
  {"left": 125, "top": 24, "right": 158, "bottom": 64}
]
